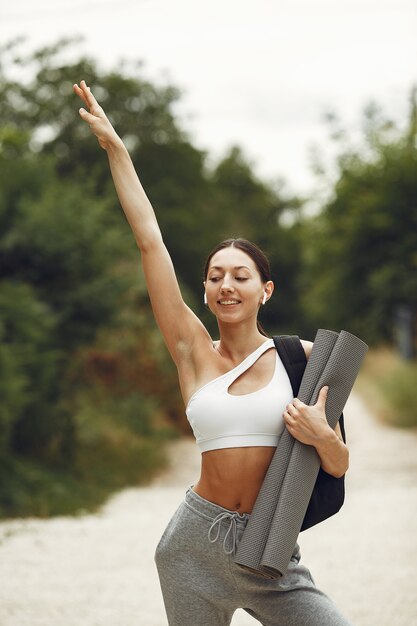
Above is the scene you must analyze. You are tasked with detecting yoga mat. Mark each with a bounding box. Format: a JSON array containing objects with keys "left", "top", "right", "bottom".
[
  {"left": 234, "top": 329, "right": 368, "bottom": 578},
  {"left": 233, "top": 330, "right": 338, "bottom": 576}
]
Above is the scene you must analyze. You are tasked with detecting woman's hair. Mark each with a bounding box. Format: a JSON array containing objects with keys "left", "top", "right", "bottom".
[{"left": 203, "top": 238, "right": 271, "bottom": 337}]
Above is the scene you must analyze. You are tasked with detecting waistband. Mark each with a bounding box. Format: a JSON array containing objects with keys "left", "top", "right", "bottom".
[
  {"left": 185, "top": 486, "right": 250, "bottom": 522},
  {"left": 185, "top": 486, "right": 250, "bottom": 555},
  {"left": 184, "top": 486, "right": 301, "bottom": 562}
]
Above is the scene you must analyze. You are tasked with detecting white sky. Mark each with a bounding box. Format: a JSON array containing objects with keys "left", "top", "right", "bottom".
[{"left": 1, "top": 0, "right": 417, "bottom": 196}]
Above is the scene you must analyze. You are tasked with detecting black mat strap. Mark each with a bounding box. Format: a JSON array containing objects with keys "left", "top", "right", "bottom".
[{"left": 273, "top": 335, "right": 307, "bottom": 397}]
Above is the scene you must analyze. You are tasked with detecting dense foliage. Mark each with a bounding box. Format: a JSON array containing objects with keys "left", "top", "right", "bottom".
[
  {"left": 0, "top": 39, "right": 304, "bottom": 515},
  {"left": 299, "top": 97, "right": 417, "bottom": 344},
  {"left": 1, "top": 38, "right": 416, "bottom": 516}
]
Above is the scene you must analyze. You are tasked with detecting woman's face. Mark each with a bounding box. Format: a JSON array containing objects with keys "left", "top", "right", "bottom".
[{"left": 204, "top": 247, "right": 273, "bottom": 322}]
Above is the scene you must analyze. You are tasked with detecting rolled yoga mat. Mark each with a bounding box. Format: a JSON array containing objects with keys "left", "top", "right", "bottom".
[
  {"left": 233, "top": 329, "right": 339, "bottom": 576},
  {"left": 234, "top": 329, "right": 368, "bottom": 578}
]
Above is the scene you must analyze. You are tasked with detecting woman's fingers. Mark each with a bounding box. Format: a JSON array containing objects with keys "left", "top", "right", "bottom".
[
  {"left": 79, "top": 79, "right": 100, "bottom": 111},
  {"left": 73, "top": 83, "right": 89, "bottom": 107},
  {"left": 283, "top": 410, "right": 293, "bottom": 423},
  {"left": 74, "top": 81, "right": 106, "bottom": 125},
  {"left": 285, "top": 399, "right": 303, "bottom": 416},
  {"left": 78, "top": 107, "right": 98, "bottom": 125},
  {"left": 73, "top": 79, "right": 118, "bottom": 150},
  {"left": 73, "top": 80, "right": 102, "bottom": 115},
  {"left": 315, "top": 386, "right": 329, "bottom": 409}
]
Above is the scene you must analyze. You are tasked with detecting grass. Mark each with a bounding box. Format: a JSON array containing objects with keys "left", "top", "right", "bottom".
[
  {"left": 355, "top": 345, "right": 417, "bottom": 428},
  {"left": 0, "top": 426, "right": 177, "bottom": 519}
]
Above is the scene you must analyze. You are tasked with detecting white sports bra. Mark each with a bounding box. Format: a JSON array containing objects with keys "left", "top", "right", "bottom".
[{"left": 186, "top": 338, "right": 294, "bottom": 453}]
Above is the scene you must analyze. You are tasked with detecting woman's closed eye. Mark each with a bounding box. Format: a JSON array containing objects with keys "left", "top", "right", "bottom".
[{"left": 209, "top": 276, "right": 248, "bottom": 282}]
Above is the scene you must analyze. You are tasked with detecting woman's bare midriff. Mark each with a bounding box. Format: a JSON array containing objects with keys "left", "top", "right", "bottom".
[{"left": 192, "top": 446, "right": 277, "bottom": 514}]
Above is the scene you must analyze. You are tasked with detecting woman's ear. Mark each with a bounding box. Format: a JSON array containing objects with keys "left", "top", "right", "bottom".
[
  {"left": 260, "top": 281, "right": 274, "bottom": 306},
  {"left": 266, "top": 280, "right": 274, "bottom": 298}
]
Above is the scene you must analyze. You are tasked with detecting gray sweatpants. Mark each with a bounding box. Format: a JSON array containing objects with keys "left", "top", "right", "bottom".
[{"left": 154, "top": 486, "right": 353, "bottom": 626}]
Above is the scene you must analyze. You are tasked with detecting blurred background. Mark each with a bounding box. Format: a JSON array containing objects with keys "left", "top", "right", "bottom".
[{"left": 1, "top": 0, "right": 417, "bottom": 519}]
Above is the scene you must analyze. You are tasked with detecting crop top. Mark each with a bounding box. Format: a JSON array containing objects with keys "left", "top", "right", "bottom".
[{"left": 185, "top": 338, "right": 294, "bottom": 452}]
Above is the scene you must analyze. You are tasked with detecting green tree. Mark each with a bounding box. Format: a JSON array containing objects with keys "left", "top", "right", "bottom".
[
  {"left": 203, "top": 146, "right": 306, "bottom": 337},
  {"left": 0, "top": 39, "right": 188, "bottom": 466},
  {"left": 0, "top": 281, "right": 63, "bottom": 457},
  {"left": 300, "top": 89, "right": 417, "bottom": 345},
  {"left": 0, "top": 37, "right": 306, "bottom": 515}
]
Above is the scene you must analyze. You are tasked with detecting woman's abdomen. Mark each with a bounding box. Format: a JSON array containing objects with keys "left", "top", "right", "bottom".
[{"left": 193, "top": 446, "right": 276, "bottom": 514}]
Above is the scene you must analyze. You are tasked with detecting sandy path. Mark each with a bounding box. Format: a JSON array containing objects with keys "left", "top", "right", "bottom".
[{"left": 0, "top": 392, "right": 416, "bottom": 625}]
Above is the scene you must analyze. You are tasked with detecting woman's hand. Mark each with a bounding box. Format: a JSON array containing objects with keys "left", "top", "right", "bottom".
[
  {"left": 283, "top": 386, "right": 331, "bottom": 446},
  {"left": 73, "top": 80, "right": 120, "bottom": 150},
  {"left": 284, "top": 386, "right": 349, "bottom": 477}
]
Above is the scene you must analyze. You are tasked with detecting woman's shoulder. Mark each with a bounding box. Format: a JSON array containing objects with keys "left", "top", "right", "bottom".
[
  {"left": 273, "top": 335, "right": 313, "bottom": 359},
  {"left": 300, "top": 338, "right": 314, "bottom": 360}
]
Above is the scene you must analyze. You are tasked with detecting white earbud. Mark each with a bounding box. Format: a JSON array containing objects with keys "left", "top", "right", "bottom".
[
  {"left": 262, "top": 292, "right": 267, "bottom": 305},
  {"left": 204, "top": 292, "right": 208, "bottom": 305}
]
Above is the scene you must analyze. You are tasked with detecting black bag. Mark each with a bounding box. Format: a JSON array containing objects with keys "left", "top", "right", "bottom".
[{"left": 273, "top": 334, "right": 346, "bottom": 531}]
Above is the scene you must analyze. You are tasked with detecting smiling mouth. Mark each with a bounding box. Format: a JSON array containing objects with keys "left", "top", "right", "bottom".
[{"left": 218, "top": 300, "right": 241, "bottom": 306}]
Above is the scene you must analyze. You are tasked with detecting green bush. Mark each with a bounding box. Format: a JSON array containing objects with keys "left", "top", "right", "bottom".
[
  {"left": 357, "top": 347, "right": 417, "bottom": 428},
  {"left": 376, "top": 360, "right": 417, "bottom": 427},
  {"left": 0, "top": 429, "right": 175, "bottom": 519},
  {"left": 0, "top": 281, "right": 66, "bottom": 459}
]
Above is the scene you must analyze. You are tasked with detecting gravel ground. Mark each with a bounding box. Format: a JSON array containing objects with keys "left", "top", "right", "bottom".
[{"left": 0, "top": 392, "right": 416, "bottom": 626}]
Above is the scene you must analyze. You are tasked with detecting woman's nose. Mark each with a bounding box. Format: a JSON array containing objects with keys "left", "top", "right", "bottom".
[{"left": 220, "top": 280, "right": 233, "bottom": 292}]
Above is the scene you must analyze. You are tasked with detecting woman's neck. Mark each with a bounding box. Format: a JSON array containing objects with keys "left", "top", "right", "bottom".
[{"left": 215, "top": 320, "right": 269, "bottom": 364}]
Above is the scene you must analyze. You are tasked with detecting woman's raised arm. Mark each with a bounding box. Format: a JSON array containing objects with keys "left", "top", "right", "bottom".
[
  {"left": 73, "top": 80, "right": 211, "bottom": 363},
  {"left": 74, "top": 80, "right": 160, "bottom": 250}
]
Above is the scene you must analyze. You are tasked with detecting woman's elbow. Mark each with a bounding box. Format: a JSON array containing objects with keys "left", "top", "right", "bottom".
[
  {"left": 330, "top": 466, "right": 348, "bottom": 479},
  {"left": 331, "top": 449, "right": 349, "bottom": 478},
  {"left": 322, "top": 447, "right": 349, "bottom": 478}
]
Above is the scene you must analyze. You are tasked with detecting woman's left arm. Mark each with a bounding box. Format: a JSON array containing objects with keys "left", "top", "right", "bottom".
[{"left": 282, "top": 339, "right": 349, "bottom": 479}]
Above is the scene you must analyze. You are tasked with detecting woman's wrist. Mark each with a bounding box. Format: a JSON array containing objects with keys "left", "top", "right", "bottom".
[
  {"left": 314, "top": 426, "right": 348, "bottom": 477},
  {"left": 314, "top": 424, "right": 340, "bottom": 455},
  {"left": 105, "top": 132, "right": 125, "bottom": 155}
]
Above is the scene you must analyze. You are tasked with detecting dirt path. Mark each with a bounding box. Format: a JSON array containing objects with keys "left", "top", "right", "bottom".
[{"left": 0, "top": 392, "right": 416, "bottom": 625}]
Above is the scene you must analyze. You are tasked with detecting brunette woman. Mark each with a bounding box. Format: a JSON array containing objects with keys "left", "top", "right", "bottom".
[{"left": 74, "top": 80, "right": 352, "bottom": 626}]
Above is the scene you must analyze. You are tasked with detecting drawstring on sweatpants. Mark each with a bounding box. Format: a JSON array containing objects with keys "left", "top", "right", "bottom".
[{"left": 208, "top": 511, "right": 246, "bottom": 555}]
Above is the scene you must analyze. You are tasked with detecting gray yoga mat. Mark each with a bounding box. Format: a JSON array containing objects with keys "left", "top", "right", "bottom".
[{"left": 234, "top": 329, "right": 368, "bottom": 578}]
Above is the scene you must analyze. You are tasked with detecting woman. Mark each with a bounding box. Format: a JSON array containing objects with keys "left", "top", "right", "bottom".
[{"left": 73, "top": 80, "right": 352, "bottom": 626}]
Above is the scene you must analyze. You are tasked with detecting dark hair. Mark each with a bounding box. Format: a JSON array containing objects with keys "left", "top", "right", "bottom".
[{"left": 203, "top": 238, "right": 271, "bottom": 337}]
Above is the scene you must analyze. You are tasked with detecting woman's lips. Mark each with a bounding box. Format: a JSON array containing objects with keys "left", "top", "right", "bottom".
[{"left": 217, "top": 300, "right": 241, "bottom": 306}]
